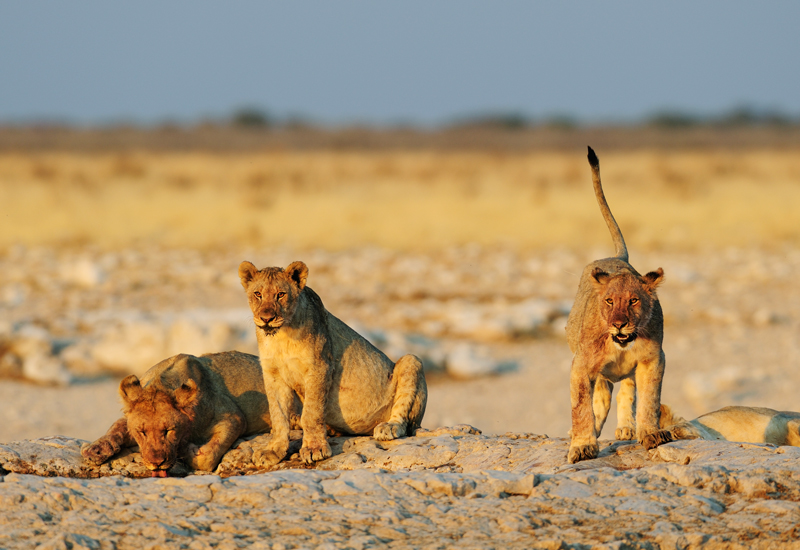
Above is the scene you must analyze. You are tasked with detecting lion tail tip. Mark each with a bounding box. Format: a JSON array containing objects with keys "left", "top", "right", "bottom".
[{"left": 587, "top": 146, "right": 599, "bottom": 168}]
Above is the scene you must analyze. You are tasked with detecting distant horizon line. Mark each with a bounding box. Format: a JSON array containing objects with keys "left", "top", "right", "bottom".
[{"left": 2, "top": 103, "right": 799, "bottom": 131}]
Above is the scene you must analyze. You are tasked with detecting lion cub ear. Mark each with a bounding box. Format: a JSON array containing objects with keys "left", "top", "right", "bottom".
[
  {"left": 642, "top": 268, "right": 665, "bottom": 291},
  {"left": 119, "top": 375, "right": 143, "bottom": 407},
  {"left": 174, "top": 379, "right": 200, "bottom": 413},
  {"left": 286, "top": 261, "right": 308, "bottom": 290},
  {"left": 238, "top": 261, "right": 259, "bottom": 289},
  {"left": 591, "top": 267, "right": 610, "bottom": 286}
]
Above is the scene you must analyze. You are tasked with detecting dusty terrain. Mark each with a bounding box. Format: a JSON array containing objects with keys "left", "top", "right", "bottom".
[{"left": 1, "top": 135, "right": 800, "bottom": 547}]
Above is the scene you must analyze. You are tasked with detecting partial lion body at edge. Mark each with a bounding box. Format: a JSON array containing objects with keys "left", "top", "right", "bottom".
[{"left": 661, "top": 404, "right": 800, "bottom": 447}]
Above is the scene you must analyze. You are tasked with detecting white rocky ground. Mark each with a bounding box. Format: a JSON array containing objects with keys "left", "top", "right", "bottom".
[{"left": 2, "top": 427, "right": 800, "bottom": 549}]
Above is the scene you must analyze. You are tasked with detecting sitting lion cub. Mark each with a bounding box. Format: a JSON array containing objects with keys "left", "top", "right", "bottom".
[
  {"left": 239, "top": 260, "right": 428, "bottom": 466},
  {"left": 566, "top": 147, "right": 673, "bottom": 464},
  {"left": 660, "top": 404, "right": 800, "bottom": 446},
  {"left": 82, "top": 351, "right": 282, "bottom": 475}
]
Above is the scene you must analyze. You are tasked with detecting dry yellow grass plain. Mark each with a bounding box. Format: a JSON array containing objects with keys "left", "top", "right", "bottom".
[{"left": 2, "top": 149, "right": 799, "bottom": 251}]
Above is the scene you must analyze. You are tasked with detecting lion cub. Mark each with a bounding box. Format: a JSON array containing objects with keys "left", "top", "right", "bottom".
[
  {"left": 566, "top": 147, "right": 673, "bottom": 464},
  {"left": 82, "top": 351, "right": 283, "bottom": 475},
  {"left": 239, "top": 260, "right": 428, "bottom": 466}
]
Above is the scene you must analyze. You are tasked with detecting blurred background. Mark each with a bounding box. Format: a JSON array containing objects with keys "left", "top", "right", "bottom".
[{"left": 1, "top": 2, "right": 799, "bottom": 443}]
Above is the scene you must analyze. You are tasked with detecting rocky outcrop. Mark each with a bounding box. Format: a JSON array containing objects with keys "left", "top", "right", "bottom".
[{"left": 3, "top": 428, "right": 800, "bottom": 548}]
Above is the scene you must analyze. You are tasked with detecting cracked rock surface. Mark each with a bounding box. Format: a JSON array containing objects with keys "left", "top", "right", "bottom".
[{"left": 3, "top": 427, "right": 800, "bottom": 548}]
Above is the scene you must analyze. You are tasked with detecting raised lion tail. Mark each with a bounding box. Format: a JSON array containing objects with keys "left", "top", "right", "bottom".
[{"left": 588, "top": 146, "right": 628, "bottom": 262}]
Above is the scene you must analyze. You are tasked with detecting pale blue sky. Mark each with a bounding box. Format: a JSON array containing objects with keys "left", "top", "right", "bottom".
[{"left": 1, "top": 2, "right": 798, "bottom": 125}]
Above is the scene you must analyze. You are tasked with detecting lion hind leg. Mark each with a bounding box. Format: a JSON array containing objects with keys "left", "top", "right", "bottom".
[
  {"left": 614, "top": 377, "right": 636, "bottom": 441},
  {"left": 592, "top": 376, "right": 613, "bottom": 438},
  {"left": 374, "top": 354, "right": 427, "bottom": 441}
]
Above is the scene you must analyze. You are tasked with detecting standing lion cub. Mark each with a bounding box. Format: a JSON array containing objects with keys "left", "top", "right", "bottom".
[
  {"left": 566, "top": 147, "right": 673, "bottom": 464},
  {"left": 239, "top": 260, "right": 427, "bottom": 466}
]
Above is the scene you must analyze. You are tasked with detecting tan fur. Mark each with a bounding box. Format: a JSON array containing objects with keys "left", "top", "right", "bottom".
[
  {"left": 661, "top": 404, "right": 800, "bottom": 446},
  {"left": 239, "top": 260, "right": 428, "bottom": 466},
  {"left": 81, "top": 351, "right": 293, "bottom": 474},
  {"left": 566, "top": 147, "right": 673, "bottom": 464}
]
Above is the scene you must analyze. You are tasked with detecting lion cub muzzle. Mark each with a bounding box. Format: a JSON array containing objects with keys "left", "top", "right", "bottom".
[
  {"left": 610, "top": 323, "right": 637, "bottom": 347},
  {"left": 254, "top": 315, "right": 285, "bottom": 336},
  {"left": 259, "top": 315, "right": 284, "bottom": 329}
]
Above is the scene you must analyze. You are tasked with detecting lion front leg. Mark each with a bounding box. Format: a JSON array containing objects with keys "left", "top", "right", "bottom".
[
  {"left": 184, "top": 411, "right": 246, "bottom": 472},
  {"left": 374, "top": 354, "right": 427, "bottom": 441},
  {"left": 634, "top": 350, "right": 673, "bottom": 450},
  {"left": 568, "top": 358, "right": 599, "bottom": 464},
  {"left": 298, "top": 365, "right": 332, "bottom": 464},
  {"left": 614, "top": 377, "right": 636, "bottom": 441},
  {"left": 254, "top": 369, "right": 294, "bottom": 467},
  {"left": 81, "top": 417, "right": 136, "bottom": 465}
]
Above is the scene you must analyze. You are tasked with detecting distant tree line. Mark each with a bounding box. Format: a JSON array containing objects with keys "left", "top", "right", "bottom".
[{"left": 229, "top": 105, "right": 800, "bottom": 131}]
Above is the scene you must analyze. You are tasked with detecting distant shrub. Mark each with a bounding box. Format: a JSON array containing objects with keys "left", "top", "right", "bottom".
[
  {"left": 647, "top": 106, "right": 797, "bottom": 128},
  {"left": 448, "top": 112, "right": 530, "bottom": 130},
  {"left": 541, "top": 114, "right": 578, "bottom": 130},
  {"left": 231, "top": 108, "right": 271, "bottom": 128},
  {"left": 647, "top": 111, "right": 700, "bottom": 128},
  {"left": 718, "top": 106, "right": 793, "bottom": 127}
]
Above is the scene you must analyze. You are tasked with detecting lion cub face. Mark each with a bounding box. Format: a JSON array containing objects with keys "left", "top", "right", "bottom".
[
  {"left": 119, "top": 376, "right": 199, "bottom": 473},
  {"left": 591, "top": 267, "right": 664, "bottom": 348},
  {"left": 238, "top": 261, "right": 308, "bottom": 335}
]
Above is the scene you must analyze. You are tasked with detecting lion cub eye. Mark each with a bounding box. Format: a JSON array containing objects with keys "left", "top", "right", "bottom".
[
  {"left": 629, "top": 298, "right": 639, "bottom": 305},
  {"left": 276, "top": 292, "right": 286, "bottom": 299},
  {"left": 605, "top": 298, "right": 613, "bottom": 306},
  {"left": 253, "top": 291, "right": 262, "bottom": 299}
]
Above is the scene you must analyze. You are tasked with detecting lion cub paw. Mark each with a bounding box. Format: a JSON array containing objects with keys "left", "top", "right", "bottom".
[
  {"left": 567, "top": 443, "right": 599, "bottom": 464},
  {"left": 299, "top": 440, "right": 332, "bottom": 464},
  {"left": 373, "top": 422, "right": 407, "bottom": 441},
  {"left": 253, "top": 448, "right": 285, "bottom": 468},
  {"left": 640, "top": 429, "right": 674, "bottom": 450},
  {"left": 615, "top": 427, "right": 635, "bottom": 441},
  {"left": 185, "top": 443, "right": 218, "bottom": 472},
  {"left": 81, "top": 438, "right": 120, "bottom": 465}
]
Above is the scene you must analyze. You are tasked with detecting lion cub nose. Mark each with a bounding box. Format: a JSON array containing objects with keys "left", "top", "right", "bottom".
[{"left": 261, "top": 316, "right": 276, "bottom": 325}]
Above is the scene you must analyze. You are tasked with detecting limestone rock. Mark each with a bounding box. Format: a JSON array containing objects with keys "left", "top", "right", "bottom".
[{"left": 3, "top": 431, "right": 800, "bottom": 549}]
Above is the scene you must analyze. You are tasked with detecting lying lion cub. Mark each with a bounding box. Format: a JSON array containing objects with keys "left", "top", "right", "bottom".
[
  {"left": 566, "top": 147, "right": 673, "bottom": 464},
  {"left": 660, "top": 404, "right": 800, "bottom": 446},
  {"left": 82, "top": 351, "right": 285, "bottom": 475},
  {"left": 239, "top": 260, "right": 428, "bottom": 466}
]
